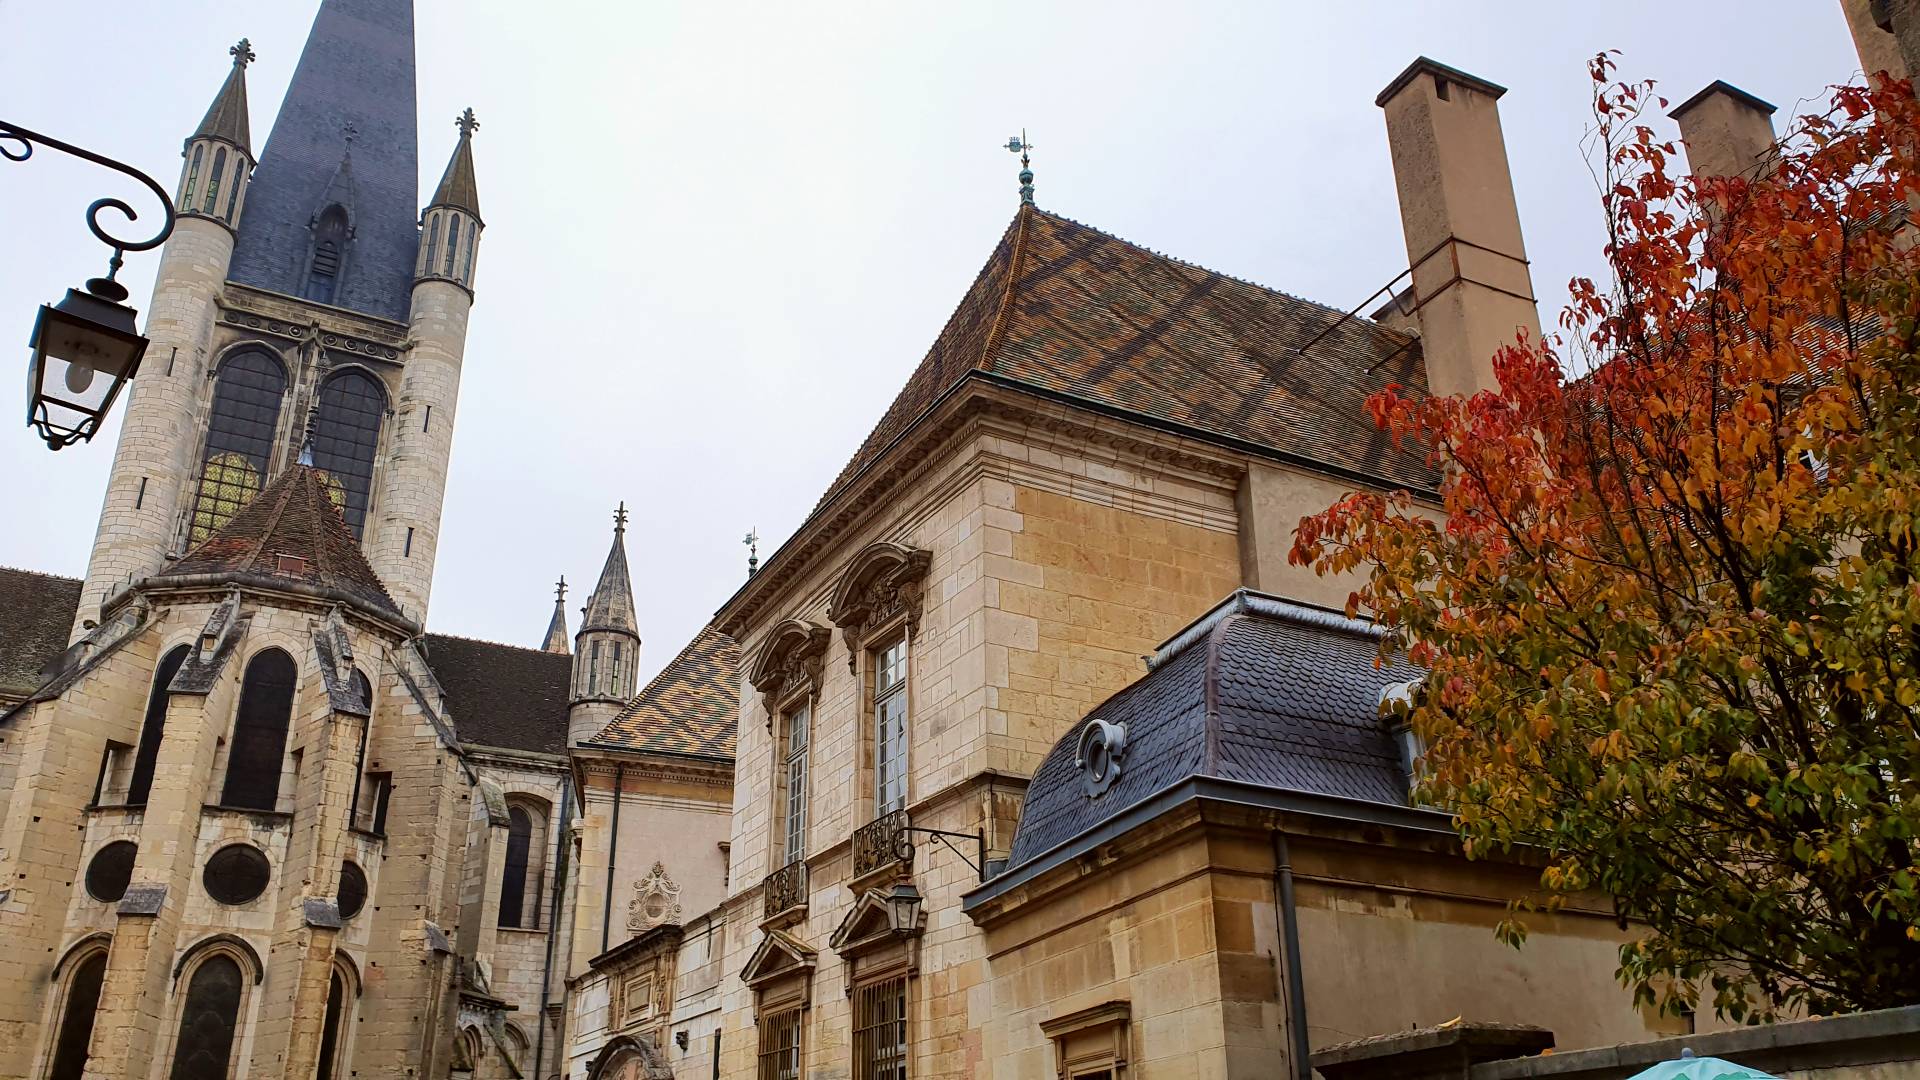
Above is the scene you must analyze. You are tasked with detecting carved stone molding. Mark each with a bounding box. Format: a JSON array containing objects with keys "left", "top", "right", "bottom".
[
  {"left": 747, "top": 620, "right": 831, "bottom": 723},
  {"left": 827, "top": 542, "right": 932, "bottom": 670},
  {"left": 627, "top": 862, "right": 681, "bottom": 931}
]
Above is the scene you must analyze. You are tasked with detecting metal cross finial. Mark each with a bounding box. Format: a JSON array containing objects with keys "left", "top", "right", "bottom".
[
  {"left": 1004, "top": 130, "right": 1035, "bottom": 205},
  {"left": 457, "top": 108, "right": 480, "bottom": 138},
  {"left": 231, "top": 38, "right": 256, "bottom": 68},
  {"left": 342, "top": 121, "right": 358, "bottom": 152},
  {"left": 555, "top": 575, "right": 567, "bottom": 603},
  {"left": 744, "top": 528, "right": 760, "bottom": 577},
  {"left": 614, "top": 502, "right": 629, "bottom": 533}
]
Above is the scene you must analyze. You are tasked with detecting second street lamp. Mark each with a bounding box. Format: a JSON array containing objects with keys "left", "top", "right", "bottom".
[{"left": 2, "top": 120, "right": 176, "bottom": 450}]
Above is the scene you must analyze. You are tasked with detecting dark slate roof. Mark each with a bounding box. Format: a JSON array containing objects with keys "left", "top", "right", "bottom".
[
  {"left": 1004, "top": 590, "right": 1417, "bottom": 869},
  {"left": 420, "top": 633, "right": 571, "bottom": 755},
  {"left": 428, "top": 117, "right": 481, "bottom": 220},
  {"left": 817, "top": 205, "right": 1435, "bottom": 513},
  {"left": 0, "top": 568, "right": 81, "bottom": 701},
  {"left": 587, "top": 624, "right": 739, "bottom": 759},
  {"left": 228, "top": 0, "right": 419, "bottom": 321},
  {"left": 193, "top": 50, "right": 253, "bottom": 152},
  {"left": 157, "top": 464, "right": 402, "bottom": 622}
]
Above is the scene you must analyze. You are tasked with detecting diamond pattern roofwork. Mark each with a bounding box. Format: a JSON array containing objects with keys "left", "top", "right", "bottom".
[
  {"left": 1005, "top": 590, "right": 1417, "bottom": 869},
  {"left": 588, "top": 624, "right": 739, "bottom": 759},
  {"left": 228, "top": 0, "right": 419, "bottom": 321},
  {"left": 0, "top": 568, "right": 81, "bottom": 703},
  {"left": 156, "top": 464, "right": 402, "bottom": 622},
  {"left": 817, "top": 205, "right": 1436, "bottom": 514}
]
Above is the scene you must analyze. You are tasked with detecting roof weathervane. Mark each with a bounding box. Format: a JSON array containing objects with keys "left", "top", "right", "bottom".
[
  {"left": 231, "top": 38, "right": 256, "bottom": 68},
  {"left": 1004, "top": 130, "right": 1035, "bottom": 205},
  {"left": 456, "top": 107, "right": 479, "bottom": 138},
  {"left": 614, "top": 502, "right": 629, "bottom": 535},
  {"left": 744, "top": 528, "right": 760, "bottom": 577}
]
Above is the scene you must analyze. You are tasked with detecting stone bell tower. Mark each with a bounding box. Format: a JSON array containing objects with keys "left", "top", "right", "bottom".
[{"left": 569, "top": 505, "right": 642, "bottom": 745}]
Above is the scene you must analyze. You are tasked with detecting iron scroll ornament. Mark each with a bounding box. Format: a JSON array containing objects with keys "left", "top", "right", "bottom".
[{"left": 0, "top": 120, "right": 177, "bottom": 292}]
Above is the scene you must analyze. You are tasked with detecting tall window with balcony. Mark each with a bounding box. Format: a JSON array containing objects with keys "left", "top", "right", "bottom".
[
  {"left": 782, "top": 703, "right": 810, "bottom": 865},
  {"left": 872, "top": 639, "right": 908, "bottom": 815}
]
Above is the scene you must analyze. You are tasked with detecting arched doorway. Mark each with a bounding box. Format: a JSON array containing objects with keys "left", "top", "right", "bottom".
[{"left": 585, "top": 1034, "right": 673, "bottom": 1080}]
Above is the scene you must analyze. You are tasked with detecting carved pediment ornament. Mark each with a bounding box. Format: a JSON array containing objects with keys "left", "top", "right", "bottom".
[
  {"left": 627, "top": 862, "right": 681, "bottom": 931},
  {"left": 748, "top": 620, "right": 832, "bottom": 726},
  {"left": 827, "top": 543, "right": 932, "bottom": 671}
]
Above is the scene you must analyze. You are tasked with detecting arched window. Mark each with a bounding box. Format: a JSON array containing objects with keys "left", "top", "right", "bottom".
[
  {"left": 221, "top": 649, "right": 296, "bottom": 811},
  {"left": 129, "top": 644, "right": 192, "bottom": 806},
  {"left": 189, "top": 350, "right": 287, "bottom": 545},
  {"left": 314, "top": 964, "right": 356, "bottom": 1080},
  {"left": 312, "top": 370, "right": 385, "bottom": 537},
  {"left": 443, "top": 217, "right": 460, "bottom": 277},
  {"left": 203, "top": 147, "right": 227, "bottom": 215},
  {"left": 421, "top": 214, "right": 442, "bottom": 278},
  {"left": 47, "top": 947, "right": 109, "bottom": 1080},
  {"left": 305, "top": 204, "right": 349, "bottom": 306},
  {"left": 500, "top": 804, "right": 533, "bottom": 929},
  {"left": 464, "top": 227, "right": 478, "bottom": 285},
  {"left": 221, "top": 155, "right": 243, "bottom": 221},
  {"left": 182, "top": 144, "right": 204, "bottom": 212},
  {"left": 169, "top": 954, "right": 244, "bottom": 1080}
]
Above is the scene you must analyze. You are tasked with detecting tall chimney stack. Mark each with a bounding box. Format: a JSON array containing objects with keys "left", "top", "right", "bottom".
[
  {"left": 1842, "top": 0, "right": 1918, "bottom": 87},
  {"left": 1671, "top": 81, "right": 1777, "bottom": 182},
  {"left": 1377, "top": 57, "right": 1540, "bottom": 399}
]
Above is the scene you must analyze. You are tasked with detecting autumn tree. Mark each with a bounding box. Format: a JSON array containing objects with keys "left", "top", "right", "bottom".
[{"left": 1291, "top": 55, "right": 1920, "bottom": 1019}]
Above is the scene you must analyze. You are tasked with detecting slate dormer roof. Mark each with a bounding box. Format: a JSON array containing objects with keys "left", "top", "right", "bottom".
[
  {"left": 815, "top": 205, "right": 1436, "bottom": 516},
  {"left": 1000, "top": 590, "right": 1421, "bottom": 873},
  {"left": 586, "top": 624, "right": 739, "bottom": 759},
  {"left": 228, "top": 0, "right": 420, "bottom": 321},
  {"left": 155, "top": 464, "right": 403, "bottom": 624}
]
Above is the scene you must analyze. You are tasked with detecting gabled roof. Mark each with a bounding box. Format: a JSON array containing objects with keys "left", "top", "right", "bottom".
[
  {"left": 1003, "top": 590, "right": 1418, "bottom": 870},
  {"left": 587, "top": 624, "right": 739, "bottom": 759},
  {"left": 0, "top": 567, "right": 80, "bottom": 702},
  {"left": 816, "top": 205, "right": 1435, "bottom": 513},
  {"left": 156, "top": 464, "right": 402, "bottom": 623},
  {"left": 420, "top": 633, "right": 571, "bottom": 756}
]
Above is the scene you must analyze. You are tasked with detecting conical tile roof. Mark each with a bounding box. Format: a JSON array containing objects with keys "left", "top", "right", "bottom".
[
  {"left": 580, "top": 509, "right": 637, "bottom": 639},
  {"left": 158, "top": 464, "right": 402, "bottom": 621},
  {"left": 194, "top": 41, "right": 254, "bottom": 152},
  {"left": 428, "top": 109, "right": 481, "bottom": 221}
]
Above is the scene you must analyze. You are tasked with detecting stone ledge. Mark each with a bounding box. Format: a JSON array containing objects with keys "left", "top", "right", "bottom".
[
  {"left": 1473, "top": 1006, "right": 1920, "bottom": 1080},
  {"left": 1314, "top": 1021, "right": 1554, "bottom": 1080}
]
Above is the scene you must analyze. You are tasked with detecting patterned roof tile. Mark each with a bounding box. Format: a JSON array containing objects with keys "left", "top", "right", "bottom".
[{"left": 588, "top": 624, "right": 739, "bottom": 759}]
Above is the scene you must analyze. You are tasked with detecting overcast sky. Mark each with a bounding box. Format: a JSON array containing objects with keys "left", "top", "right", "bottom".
[{"left": 0, "top": 2, "right": 1863, "bottom": 684}]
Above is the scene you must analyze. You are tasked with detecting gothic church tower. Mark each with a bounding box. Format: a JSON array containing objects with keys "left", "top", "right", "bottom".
[
  {"left": 569, "top": 507, "right": 642, "bottom": 745},
  {"left": 72, "top": 0, "right": 481, "bottom": 634}
]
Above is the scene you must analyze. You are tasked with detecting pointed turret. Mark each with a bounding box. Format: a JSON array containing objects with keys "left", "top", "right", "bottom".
[
  {"left": 542, "top": 577, "right": 571, "bottom": 654},
  {"left": 177, "top": 38, "right": 257, "bottom": 230},
  {"left": 229, "top": 0, "right": 419, "bottom": 321},
  {"left": 569, "top": 505, "right": 642, "bottom": 745},
  {"left": 416, "top": 108, "right": 484, "bottom": 289}
]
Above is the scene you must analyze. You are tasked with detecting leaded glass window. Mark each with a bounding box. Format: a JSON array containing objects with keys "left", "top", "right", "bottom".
[
  {"left": 588, "top": 642, "right": 602, "bottom": 696},
  {"left": 220, "top": 649, "right": 296, "bottom": 811},
  {"left": 853, "top": 976, "right": 908, "bottom": 1080},
  {"left": 757, "top": 1007, "right": 802, "bottom": 1080},
  {"left": 203, "top": 147, "right": 227, "bottom": 214},
  {"left": 189, "top": 351, "right": 286, "bottom": 544},
  {"left": 129, "top": 643, "right": 191, "bottom": 806},
  {"left": 48, "top": 950, "right": 108, "bottom": 1080},
  {"left": 784, "top": 703, "right": 809, "bottom": 865},
  {"left": 169, "top": 955, "right": 243, "bottom": 1080},
  {"left": 182, "top": 144, "right": 204, "bottom": 211},
  {"left": 312, "top": 370, "right": 385, "bottom": 536},
  {"left": 221, "top": 155, "right": 243, "bottom": 220},
  {"left": 444, "top": 217, "right": 460, "bottom": 276},
  {"left": 611, "top": 641, "right": 624, "bottom": 694},
  {"left": 465, "top": 227, "right": 478, "bottom": 285},
  {"left": 422, "top": 214, "right": 441, "bottom": 277},
  {"left": 874, "top": 638, "right": 909, "bottom": 815},
  {"left": 500, "top": 805, "right": 532, "bottom": 928}
]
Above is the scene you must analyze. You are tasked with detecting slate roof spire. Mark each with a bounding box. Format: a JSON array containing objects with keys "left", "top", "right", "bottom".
[
  {"left": 427, "top": 107, "right": 482, "bottom": 221},
  {"left": 228, "top": 0, "right": 420, "bottom": 321},
  {"left": 542, "top": 576, "right": 571, "bottom": 654},
  {"left": 580, "top": 504, "right": 638, "bottom": 637},
  {"left": 192, "top": 38, "right": 255, "bottom": 152}
]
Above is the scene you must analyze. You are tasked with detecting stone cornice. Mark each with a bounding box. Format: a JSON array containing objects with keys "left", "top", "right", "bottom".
[
  {"left": 575, "top": 755, "right": 733, "bottom": 790},
  {"left": 219, "top": 282, "right": 409, "bottom": 362}
]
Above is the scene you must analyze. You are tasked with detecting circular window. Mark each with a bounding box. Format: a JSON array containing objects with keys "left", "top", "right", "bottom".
[
  {"left": 1076, "top": 718, "right": 1129, "bottom": 797},
  {"left": 85, "top": 840, "right": 138, "bottom": 902},
  {"left": 203, "top": 844, "right": 271, "bottom": 906},
  {"left": 337, "top": 860, "right": 368, "bottom": 920}
]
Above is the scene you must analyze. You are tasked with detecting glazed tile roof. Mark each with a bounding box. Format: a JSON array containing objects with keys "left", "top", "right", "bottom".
[
  {"left": 1005, "top": 590, "right": 1418, "bottom": 869},
  {"left": 587, "top": 624, "right": 739, "bottom": 759},
  {"left": 420, "top": 633, "right": 571, "bottom": 756},
  {"left": 818, "top": 205, "right": 1435, "bottom": 512},
  {"left": 0, "top": 567, "right": 81, "bottom": 702},
  {"left": 157, "top": 464, "right": 403, "bottom": 622}
]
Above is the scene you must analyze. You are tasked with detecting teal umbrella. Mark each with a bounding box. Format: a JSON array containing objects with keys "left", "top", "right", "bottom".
[{"left": 1626, "top": 1049, "right": 1779, "bottom": 1080}]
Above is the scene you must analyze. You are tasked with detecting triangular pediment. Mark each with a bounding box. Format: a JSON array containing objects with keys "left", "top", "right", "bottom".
[
  {"left": 741, "top": 928, "right": 816, "bottom": 988},
  {"left": 829, "top": 888, "right": 918, "bottom": 954}
]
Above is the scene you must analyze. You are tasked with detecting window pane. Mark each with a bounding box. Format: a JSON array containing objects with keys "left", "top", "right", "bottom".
[
  {"left": 190, "top": 351, "right": 286, "bottom": 544},
  {"left": 785, "top": 704, "right": 809, "bottom": 865},
  {"left": 876, "top": 693, "right": 907, "bottom": 813},
  {"left": 312, "top": 370, "right": 385, "bottom": 536},
  {"left": 757, "top": 1008, "right": 802, "bottom": 1080},
  {"left": 221, "top": 649, "right": 296, "bottom": 810},
  {"left": 48, "top": 951, "right": 108, "bottom": 1080},
  {"left": 501, "top": 806, "right": 531, "bottom": 928},
  {"left": 315, "top": 971, "right": 347, "bottom": 1080},
  {"left": 853, "top": 977, "right": 907, "bottom": 1080},
  {"left": 170, "top": 955, "right": 243, "bottom": 1080},
  {"left": 129, "top": 644, "right": 191, "bottom": 805}
]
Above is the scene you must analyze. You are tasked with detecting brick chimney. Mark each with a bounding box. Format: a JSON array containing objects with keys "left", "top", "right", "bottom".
[
  {"left": 1671, "top": 81, "right": 1777, "bottom": 182},
  {"left": 1841, "top": 0, "right": 1917, "bottom": 87},
  {"left": 1377, "top": 57, "right": 1540, "bottom": 399}
]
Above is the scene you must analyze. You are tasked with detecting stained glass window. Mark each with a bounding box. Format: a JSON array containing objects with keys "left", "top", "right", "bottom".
[
  {"left": 189, "top": 351, "right": 286, "bottom": 545},
  {"left": 444, "top": 217, "right": 460, "bottom": 277},
  {"left": 182, "top": 144, "right": 204, "bottom": 212},
  {"left": 500, "top": 805, "right": 532, "bottom": 928},
  {"left": 204, "top": 147, "right": 227, "bottom": 215},
  {"left": 312, "top": 370, "right": 385, "bottom": 536},
  {"left": 221, "top": 155, "right": 243, "bottom": 221},
  {"left": 221, "top": 649, "right": 296, "bottom": 811},
  {"left": 169, "top": 955, "right": 243, "bottom": 1080},
  {"left": 129, "top": 644, "right": 191, "bottom": 806},
  {"left": 48, "top": 950, "right": 108, "bottom": 1080}
]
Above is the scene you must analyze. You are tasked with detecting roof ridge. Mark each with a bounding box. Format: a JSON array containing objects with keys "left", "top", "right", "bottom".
[
  {"left": 0, "top": 566, "right": 82, "bottom": 585},
  {"left": 1201, "top": 610, "right": 1238, "bottom": 775},
  {"left": 302, "top": 470, "right": 335, "bottom": 583},
  {"left": 425, "top": 630, "right": 571, "bottom": 655},
  {"left": 239, "top": 470, "right": 298, "bottom": 573},
  {"left": 979, "top": 203, "right": 1034, "bottom": 375}
]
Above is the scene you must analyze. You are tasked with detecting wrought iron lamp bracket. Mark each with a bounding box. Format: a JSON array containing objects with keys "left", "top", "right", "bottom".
[
  {"left": 1, "top": 120, "right": 177, "bottom": 298},
  {"left": 902, "top": 825, "right": 987, "bottom": 882}
]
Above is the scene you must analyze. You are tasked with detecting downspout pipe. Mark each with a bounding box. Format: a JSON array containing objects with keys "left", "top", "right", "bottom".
[
  {"left": 602, "top": 766, "right": 624, "bottom": 954},
  {"left": 534, "top": 769, "right": 572, "bottom": 1080},
  {"left": 1274, "top": 830, "right": 1313, "bottom": 1080}
]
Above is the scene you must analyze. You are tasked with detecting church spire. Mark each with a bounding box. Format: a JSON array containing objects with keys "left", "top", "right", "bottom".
[
  {"left": 177, "top": 39, "right": 257, "bottom": 230},
  {"left": 542, "top": 576, "right": 571, "bottom": 654},
  {"left": 415, "top": 108, "right": 484, "bottom": 289},
  {"left": 580, "top": 504, "right": 638, "bottom": 638},
  {"left": 429, "top": 108, "right": 482, "bottom": 220},
  {"left": 192, "top": 38, "right": 254, "bottom": 153},
  {"left": 228, "top": 0, "right": 420, "bottom": 321},
  {"left": 568, "top": 504, "right": 642, "bottom": 745}
]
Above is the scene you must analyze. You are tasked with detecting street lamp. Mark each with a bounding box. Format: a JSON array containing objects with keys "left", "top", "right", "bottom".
[
  {"left": 2, "top": 121, "right": 175, "bottom": 450},
  {"left": 885, "top": 881, "right": 923, "bottom": 935}
]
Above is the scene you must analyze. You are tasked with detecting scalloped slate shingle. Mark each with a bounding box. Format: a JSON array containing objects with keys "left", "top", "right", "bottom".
[
  {"left": 1006, "top": 592, "right": 1416, "bottom": 869},
  {"left": 588, "top": 624, "right": 739, "bottom": 759}
]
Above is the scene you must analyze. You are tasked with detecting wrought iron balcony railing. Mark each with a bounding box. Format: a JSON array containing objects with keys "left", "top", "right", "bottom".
[
  {"left": 852, "top": 808, "right": 915, "bottom": 878},
  {"left": 762, "top": 858, "right": 808, "bottom": 919}
]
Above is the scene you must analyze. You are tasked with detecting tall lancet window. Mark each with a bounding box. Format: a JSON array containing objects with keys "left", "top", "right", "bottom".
[
  {"left": 203, "top": 147, "right": 228, "bottom": 214},
  {"left": 189, "top": 349, "right": 286, "bottom": 545},
  {"left": 169, "top": 954, "right": 244, "bottom": 1080},
  {"left": 222, "top": 155, "right": 244, "bottom": 221},
  {"left": 443, "top": 217, "right": 460, "bottom": 277},
  {"left": 221, "top": 648, "right": 297, "bottom": 811},
  {"left": 305, "top": 204, "right": 349, "bottom": 306},
  {"left": 129, "top": 644, "right": 192, "bottom": 806},
  {"left": 182, "top": 144, "right": 205, "bottom": 211},
  {"left": 312, "top": 370, "right": 386, "bottom": 536}
]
